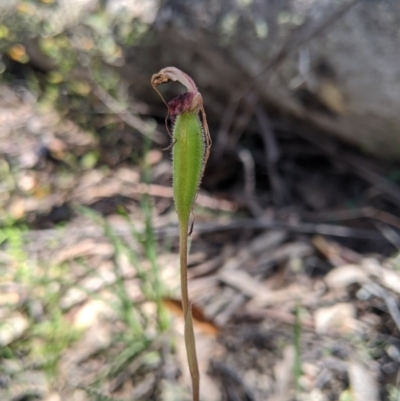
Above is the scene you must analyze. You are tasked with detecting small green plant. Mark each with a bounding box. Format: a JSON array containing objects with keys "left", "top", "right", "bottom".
[
  {"left": 0, "top": 222, "right": 81, "bottom": 378},
  {"left": 76, "top": 202, "right": 168, "bottom": 392},
  {"left": 31, "top": 303, "right": 81, "bottom": 376},
  {"left": 387, "top": 384, "right": 400, "bottom": 401},
  {"left": 293, "top": 305, "right": 302, "bottom": 395},
  {"left": 151, "top": 67, "right": 211, "bottom": 401}
]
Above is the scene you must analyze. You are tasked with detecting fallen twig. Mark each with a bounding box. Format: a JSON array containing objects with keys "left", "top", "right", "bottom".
[
  {"left": 364, "top": 283, "right": 400, "bottom": 332},
  {"left": 238, "top": 147, "right": 264, "bottom": 217},
  {"left": 255, "top": 106, "right": 285, "bottom": 206},
  {"left": 304, "top": 207, "right": 400, "bottom": 230}
]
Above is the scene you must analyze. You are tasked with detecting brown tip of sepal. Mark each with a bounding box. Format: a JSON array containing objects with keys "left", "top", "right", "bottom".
[{"left": 151, "top": 66, "right": 198, "bottom": 94}]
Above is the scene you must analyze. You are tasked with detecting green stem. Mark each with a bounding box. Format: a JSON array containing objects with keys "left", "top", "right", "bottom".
[
  {"left": 179, "top": 222, "right": 190, "bottom": 317},
  {"left": 179, "top": 221, "right": 200, "bottom": 401}
]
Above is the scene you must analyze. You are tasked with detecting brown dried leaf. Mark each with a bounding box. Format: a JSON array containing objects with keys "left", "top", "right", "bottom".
[{"left": 162, "top": 298, "right": 220, "bottom": 335}]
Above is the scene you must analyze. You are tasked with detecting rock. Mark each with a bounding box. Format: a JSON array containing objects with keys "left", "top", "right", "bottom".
[
  {"left": 348, "top": 360, "right": 379, "bottom": 401},
  {"left": 314, "top": 303, "right": 359, "bottom": 335},
  {"left": 0, "top": 313, "right": 29, "bottom": 346},
  {"left": 0, "top": 370, "right": 49, "bottom": 401},
  {"left": 73, "top": 299, "right": 116, "bottom": 330},
  {"left": 44, "top": 392, "right": 62, "bottom": 401}
]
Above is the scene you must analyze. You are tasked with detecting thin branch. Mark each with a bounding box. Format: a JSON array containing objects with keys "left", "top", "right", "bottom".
[
  {"left": 214, "top": 0, "right": 362, "bottom": 157},
  {"left": 130, "top": 183, "right": 237, "bottom": 212},
  {"left": 255, "top": 106, "right": 285, "bottom": 206},
  {"left": 303, "top": 207, "right": 400, "bottom": 230},
  {"left": 189, "top": 219, "right": 385, "bottom": 240},
  {"left": 238, "top": 147, "right": 264, "bottom": 217},
  {"left": 374, "top": 223, "right": 400, "bottom": 250},
  {"left": 90, "top": 82, "right": 165, "bottom": 146},
  {"left": 149, "top": 218, "right": 386, "bottom": 241},
  {"left": 293, "top": 127, "right": 400, "bottom": 207},
  {"left": 246, "top": 0, "right": 361, "bottom": 94},
  {"left": 365, "top": 283, "right": 400, "bottom": 332}
]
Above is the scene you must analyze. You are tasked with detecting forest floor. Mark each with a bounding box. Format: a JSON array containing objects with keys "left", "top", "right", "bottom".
[{"left": 1, "top": 81, "right": 400, "bottom": 401}]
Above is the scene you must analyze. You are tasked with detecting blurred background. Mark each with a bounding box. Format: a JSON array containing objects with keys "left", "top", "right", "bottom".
[{"left": 1, "top": 0, "right": 400, "bottom": 400}]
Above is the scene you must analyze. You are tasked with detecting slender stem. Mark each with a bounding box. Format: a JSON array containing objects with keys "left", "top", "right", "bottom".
[
  {"left": 179, "top": 222, "right": 189, "bottom": 316},
  {"left": 179, "top": 220, "right": 200, "bottom": 401}
]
